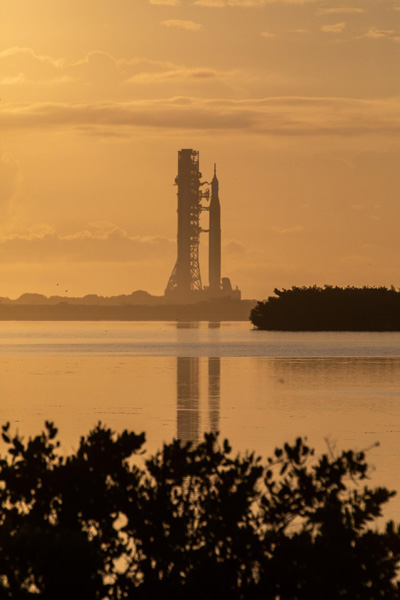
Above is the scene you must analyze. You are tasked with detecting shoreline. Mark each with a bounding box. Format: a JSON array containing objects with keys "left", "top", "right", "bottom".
[{"left": 0, "top": 301, "right": 254, "bottom": 321}]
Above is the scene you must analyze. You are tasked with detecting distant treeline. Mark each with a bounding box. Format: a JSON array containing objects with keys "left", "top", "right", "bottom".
[
  {"left": 250, "top": 285, "right": 400, "bottom": 331},
  {"left": 0, "top": 290, "right": 162, "bottom": 306},
  {"left": 0, "top": 299, "right": 255, "bottom": 322}
]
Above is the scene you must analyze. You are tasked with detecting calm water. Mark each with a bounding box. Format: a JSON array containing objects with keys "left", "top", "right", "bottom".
[{"left": 1, "top": 321, "right": 400, "bottom": 520}]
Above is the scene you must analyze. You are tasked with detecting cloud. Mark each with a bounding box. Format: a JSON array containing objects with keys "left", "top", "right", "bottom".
[
  {"left": 0, "top": 46, "right": 66, "bottom": 85},
  {"left": 261, "top": 31, "right": 277, "bottom": 38},
  {"left": 361, "top": 27, "right": 400, "bottom": 41},
  {"left": 71, "top": 50, "right": 122, "bottom": 79},
  {"left": 70, "top": 52, "right": 228, "bottom": 89},
  {"left": 0, "top": 46, "right": 191, "bottom": 89},
  {"left": 127, "top": 67, "right": 219, "bottom": 83},
  {"left": 317, "top": 7, "right": 364, "bottom": 15},
  {"left": 0, "top": 47, "right": 63, "bottom": 68},
  {"left": 321, "top": 22, "right": 346, "bottom": 33},
  {"left": 194, "top": 0, "right": 317, "bottom": 5},
  {"left": 0, "top": 225, "right": 175, "bottom": 263},
  {"left": 1, "top": 96, "right": 400, "bottom": 139},
  {"left": 150, "top": 0, "right": 180, "bottom": 4},
  {"left": 69, "top": 51, "right": 175, "bottom": 84},
  {"left": 0, "top": 74, "right": 73, "bottom": 86},
  {"left": 161, "top": 19, "right": 203, "bottom": 30},
  {"left": 0, "top": 47, "right": 264, "bottom": 97}
]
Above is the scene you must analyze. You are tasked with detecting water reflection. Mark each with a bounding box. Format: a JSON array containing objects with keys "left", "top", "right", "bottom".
[
  {"left": 268, "top": 357, "right": 400, "bottom": 389},
  {"left": 208, "top": 358, "right": 220, "bottom": 434},
  {"left": 177, "top": 357, "right": 200, "bottom": 444},
  {"left": 176, "top": 356, "right": 220, "bottom": 444}
]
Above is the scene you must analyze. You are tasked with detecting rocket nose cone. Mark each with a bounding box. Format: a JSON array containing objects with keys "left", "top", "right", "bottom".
[
  {"left": 211, "top": 162, "right": 219, "bottom": 202},
  {"left": 212, "top": 163, "right": 218, "bottom": 181}
]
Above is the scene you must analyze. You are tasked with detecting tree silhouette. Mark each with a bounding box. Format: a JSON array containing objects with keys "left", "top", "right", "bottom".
[
  {"left": 250, "top": 285, "right": 400, "bottom": 330},
  {"left": 0, "top": 422, "right": 399, "bottom": 599}
]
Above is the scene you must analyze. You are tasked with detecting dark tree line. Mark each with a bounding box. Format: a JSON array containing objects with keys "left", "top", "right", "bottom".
[
  {"left": 250, "top": 285, "right": 400, "bottom": 330},
  {"left": 1, "top": 422, "right": 400, "bottom": 599}
]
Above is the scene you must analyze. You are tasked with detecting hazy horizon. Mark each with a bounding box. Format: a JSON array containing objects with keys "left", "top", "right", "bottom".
[{"left": 1, "top": 0, "right": 399, "bottom": 299}]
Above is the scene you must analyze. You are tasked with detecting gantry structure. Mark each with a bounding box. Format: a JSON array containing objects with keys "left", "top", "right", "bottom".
[
  {"left": 165, "top": 148, "right": 240, "bottom": 302},
  {"left": 165, "top": 149, "right": 209, "bottom": 298}
]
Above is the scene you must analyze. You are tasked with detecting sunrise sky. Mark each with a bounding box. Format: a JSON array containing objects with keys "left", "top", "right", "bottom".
[{"left": 0, "top": 0, "right": 399, "bottom": 299}]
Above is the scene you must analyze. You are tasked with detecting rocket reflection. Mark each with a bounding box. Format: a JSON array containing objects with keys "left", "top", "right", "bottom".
[
  {"left": 176, "top": 356, "right": 220, "bottom": 444},
  {"left": 208, "top": 357, "right": 220, "bottom": 435}
]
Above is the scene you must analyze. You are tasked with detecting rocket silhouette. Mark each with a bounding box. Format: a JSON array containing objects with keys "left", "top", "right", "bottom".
[{"left": 209, "top": 164, "right": 221, "bottom": 294}]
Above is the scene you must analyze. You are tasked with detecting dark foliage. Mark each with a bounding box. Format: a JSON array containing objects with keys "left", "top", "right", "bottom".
[
  {"left": 250, "top": 285, "right": 400, "bottom": 330},
  {"left": 1, "top": 422, "right": 400, "bottom": 599}
]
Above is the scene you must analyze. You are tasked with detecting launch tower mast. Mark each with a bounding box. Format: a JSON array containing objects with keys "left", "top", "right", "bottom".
[{"left": 165, "top": 149, "right": 205, "bottom": 298}]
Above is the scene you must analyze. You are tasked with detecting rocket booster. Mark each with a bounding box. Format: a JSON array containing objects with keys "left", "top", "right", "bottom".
[{"left": 209, "top": 164, "right": 221, "bottom": 293}]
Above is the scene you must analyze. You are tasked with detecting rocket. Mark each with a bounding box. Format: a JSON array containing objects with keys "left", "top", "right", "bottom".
[{"left": 209, "top": 164, "right": 221, "bottom": 294}]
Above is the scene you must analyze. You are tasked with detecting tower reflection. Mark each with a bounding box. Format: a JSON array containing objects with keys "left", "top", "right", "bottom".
[
  {"left": 176, "top": 356, "right": 221, "bottom": 444},
  {"left": 208, "top": 357, "right": 220, "bottom": 434},
  {"left": 177, "top": 357, "right": 200, "bottom": 444}
]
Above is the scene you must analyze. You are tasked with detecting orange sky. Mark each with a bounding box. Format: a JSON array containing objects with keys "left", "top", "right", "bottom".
[{"left": 0, "top": 0, "right": 399, "bottom": 299}]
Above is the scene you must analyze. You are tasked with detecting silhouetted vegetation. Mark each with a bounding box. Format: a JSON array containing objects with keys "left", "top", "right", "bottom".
[
  {"left": 250, "top": 285, "right": 400, "bottom": 330},
  {"left": 1, "top": 423, "right": 400, "bottom": 598}
]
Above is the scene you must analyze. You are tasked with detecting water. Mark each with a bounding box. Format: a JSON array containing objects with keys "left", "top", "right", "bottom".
[
  {"left": 1, "top": 321, "right": 400, "bottom": 521},
  {"left": 2, "top": 321, "right": 400, "bottom": 356}
]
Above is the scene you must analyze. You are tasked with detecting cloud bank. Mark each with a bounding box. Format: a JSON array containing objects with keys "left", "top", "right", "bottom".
[
  {"left": 317, "top": 8, "right": 364, "bottom": 15},
  {"left": 321, "top": 22, "right": 346, "bottom": 33},
  {"left": 161, "top": 19, "right": 203, "bottom": 30},
  {"left": 1, "top": 96, "right": 399, "bottom": 138},
  {"left": 361, "top": 27, "right": 400, "bottom": 42},
  {"left": 0, "top": 225, "right": 175, "bottom": 263},
  {"left": 194, "top": 0, "right": 317, "bottom": 6}
]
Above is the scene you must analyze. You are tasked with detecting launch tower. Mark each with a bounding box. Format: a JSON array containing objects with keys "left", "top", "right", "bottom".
[
  {"left": 165, "top": 149, "right": 240, "bottom": 302},
  {"left": 165, "top": 149, "right": 205, "bottom": 298}
]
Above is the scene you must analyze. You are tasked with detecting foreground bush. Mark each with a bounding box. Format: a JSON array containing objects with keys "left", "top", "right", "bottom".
[{"left": 0, "top": 422, "right": 399, "bottom": 599}]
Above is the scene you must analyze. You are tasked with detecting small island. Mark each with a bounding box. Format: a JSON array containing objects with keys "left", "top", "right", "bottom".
[{"left": 250, "top": 285, "right": 400, "bottom": 331}]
